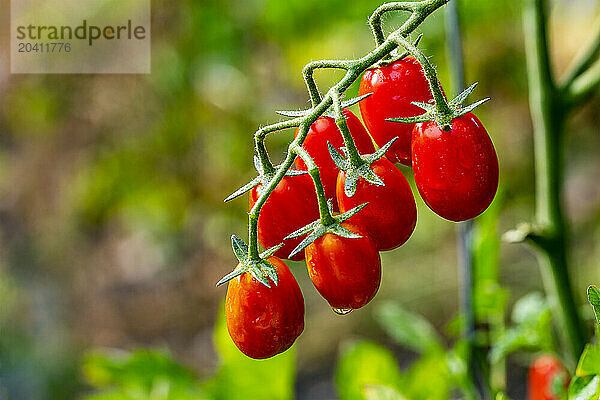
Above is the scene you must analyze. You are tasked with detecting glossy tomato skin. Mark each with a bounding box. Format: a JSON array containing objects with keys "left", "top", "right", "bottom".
[
  {"left": 294, "top": 109, "right": 375, "bottom": 208},
  {"left": 305, "top": 223, "right": 381, "bottom": 310},
  {"left": 225, "top": 257, "right": 305, "bottom": 359},
  {"left": 528, "top": 354, "right": 569, "bottom": 400},
  {"left": 359, "top": 57, "right": 433, "bottom": 165},
  {"left": 411, "top": 112, "right": 499, "bottom": 222},
  {"left": 249, "top": 174, "right": 319, "bottom": 261},
  {"left": 336, "top": 158, "right": 417, "bottom": 251}
]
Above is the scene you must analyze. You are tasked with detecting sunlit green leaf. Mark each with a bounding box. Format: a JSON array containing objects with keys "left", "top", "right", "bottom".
[
  {"left": 336, "top": 341, "right": 403, "bottom": 400},
  {"left": 577, "top": 344, "right": 600, "bottom": 377},
  {"left": 568, "top": 375, "right": 600, "bottom": 400},
  {"left": 374, "top": 303, "right": 443, "bottom": 354}
]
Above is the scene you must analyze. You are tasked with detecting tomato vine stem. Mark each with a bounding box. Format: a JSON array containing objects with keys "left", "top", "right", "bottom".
[{"left": 244, "top": 0, "right": 451, "bottom": 262}]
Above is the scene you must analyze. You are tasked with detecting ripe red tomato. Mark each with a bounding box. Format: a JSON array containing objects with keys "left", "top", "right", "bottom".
[
  {"left": 304, "top": 223, "right": 381, "bottom": 312},
  {"left": 336, "top": 158, "right": 417, "bottom": 251},
  {"left": 359, "top": 57, "right": 433, "bottom": 165},
  {"left": 528, "top": 354, "right": 569, "bottom": 400},
  {"left": 411, "top": 112, "right": 498, "bottom": 222},
  {"left": 249, "top": 174, "right": 319, "bottom": 261},
  {"left": 294, "top": 109, "right": 375, "bottom": 208},
  {"left": 225, "top": 257, "right": 304, "bottom": 359}
]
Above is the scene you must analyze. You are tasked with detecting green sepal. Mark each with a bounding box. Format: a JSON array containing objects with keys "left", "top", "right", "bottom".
[
  {"left": 448, "top": 82, "right": 478, "bottom": 107},
  {"left": 329, "top": 138, "right": 394, "bottom": 197},
  {"left": 454, "top": 97, "right": 490, "bottom": 118},
  {"left": 215, "top": 237, "right": 282, "bottom": 288},
  {"left": 327, "top": 224, "right": 361, "bottom": 239},
  {"left": 386, "top": 114, "right": 434, "bottom": 124},
  {"left": 328, "top": 142, "right": 350, "bottom": 171},
  {"left": 285, "top": 203, "right": 368, "bottom": 258},
  {"left": 386, "top": 82, "right": 490, "bottom": 130},
  {"left": 362, "top": 137, "right": 398, "bottom": 164},
  {"left": 224, "top": 165, "right": 307, "bottom": 202},
  {"left": 224, "top": 176, "right": 261, "bottom": 202},
  {"left": 410, "top": 101, "right": 436, "bottom": 113},
  {"left": 276, "top": 93, "right": 373, "bottom": 119},
  {"left": 287, "top": 225, "right": 328, "bottom": 259},
  {"left": 216, "top": 266, "right": 247, "bottom": 287},
  {"left": 260, "top": 243, "right": 284, "bottom": 259},
  {"left": 231, "top": 234, "right": 249, "bottom": 264}
]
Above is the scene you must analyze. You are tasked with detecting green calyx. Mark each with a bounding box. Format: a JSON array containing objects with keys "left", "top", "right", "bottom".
[
  {"left": 284, "top": 202, "right": 368, "bottom": 259},
  {"left": 275, "top": 93, "right": 372, "bottom": 119},
  {"left": 215, "top": 235, "right": 284, "bottom": 288},
  {"left": 328, "top": 137, "right": 397, "bottom": 197},
  {"left": 386, "top": 82, "right": 490, "bottom": 131},
  {"left": 223, "top": 156, "right": 307, "bottom": 202}
]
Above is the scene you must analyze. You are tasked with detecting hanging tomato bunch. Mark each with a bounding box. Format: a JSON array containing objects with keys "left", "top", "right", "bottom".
[{"left": 217, "top": 0, "right": 498, "bottom": 360}]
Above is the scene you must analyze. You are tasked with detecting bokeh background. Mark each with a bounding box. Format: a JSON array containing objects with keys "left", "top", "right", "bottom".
[{"left": 0, "top": 0, "right": 599, "bottom": 399}]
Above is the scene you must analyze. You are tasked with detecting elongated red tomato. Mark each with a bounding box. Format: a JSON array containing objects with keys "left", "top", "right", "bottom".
[
  {"left": 249, "top": 174, "right": 319, "bottom": 261},
  {"left": 359, "top": 57, "right": 433, "bottom": 165},
  {"left": 225, "top": 257, "right": 304, "bottom": 359},
  {"left": 528, "top": 354, "right": 569, "bottom": 400},
  {"left": 294, "top": 109, "right": 375, "bottom": 208},
  {"left": 304, "top": 223, "right": 380, "bottom": 312},
  {"left": 336, "top": 158, "right": 417, "bottom": 251},
  {"left": 411, "top": 112, "right": 498, "bottom": 222}
]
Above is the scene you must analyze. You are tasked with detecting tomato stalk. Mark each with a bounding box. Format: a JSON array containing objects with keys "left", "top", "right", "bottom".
[
  {"left": 239, "top": 0, "right": 451, "bottom": 268},
  {"left": 292, "top": 146, "right": 336, "bottom": 226}
]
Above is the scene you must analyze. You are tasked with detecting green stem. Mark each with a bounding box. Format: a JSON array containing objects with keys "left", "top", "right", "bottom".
[
  {"left": 566, "top": 59, "right": 600, "bottom": 108},
  {"left": 293, "top": 146, "right": 335, "bottom": 226},
  {"left": 331, "top": 91, "right": 363, "bottom": 168},
  {"left": 523, "top": 0, "right": 585, "bottom": 365},
  {"left": 246, "top": 0, "right": 450, "bottom": 262},
  {"left": 392, "top": 34, "right": 454, "bottom": 130},
  {"left": 561, "top": 16, "right": 600, "bottom": 90}
]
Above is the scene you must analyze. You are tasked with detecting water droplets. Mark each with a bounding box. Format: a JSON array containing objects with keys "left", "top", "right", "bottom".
[{"left": 332, "top": 307, "right": 353, "bottom": 315}]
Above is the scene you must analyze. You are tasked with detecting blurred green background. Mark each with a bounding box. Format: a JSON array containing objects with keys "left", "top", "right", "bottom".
[{"left": 0, "top": 0, "right": 599, "bottom": 399}]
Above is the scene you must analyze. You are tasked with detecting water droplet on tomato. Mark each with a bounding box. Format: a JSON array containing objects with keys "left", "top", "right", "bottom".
[{"left": 332, "top": 307, "right": 353, "bottom": 315}]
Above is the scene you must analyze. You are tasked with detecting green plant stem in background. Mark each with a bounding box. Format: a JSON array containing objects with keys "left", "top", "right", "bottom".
[
  {"left": 245, "top": 0, "right": 450, "bottom": 261},
  {"left": 523, "top": 0, "right": 586, "bottom": 365},
  {"left": 445, "top": 2, "right": 492, "bottom": 399}
]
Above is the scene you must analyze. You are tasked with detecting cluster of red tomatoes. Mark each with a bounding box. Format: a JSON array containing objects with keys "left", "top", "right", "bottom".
[{"left": 224, "top": 56, "right": 499, "bottom": 359}]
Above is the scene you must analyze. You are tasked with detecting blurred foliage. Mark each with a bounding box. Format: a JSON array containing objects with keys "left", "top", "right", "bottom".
[{"left": 81, "top": 305, "right": 295, "bottom": 400}]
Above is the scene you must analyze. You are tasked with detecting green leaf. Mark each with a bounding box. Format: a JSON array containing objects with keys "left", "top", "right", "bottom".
[
  {"left": 588, "top": 285, "right": 600, "bottom": 324},
  {"left": 511, "top": 292, "right": 549, "bottom": 324},
  {"left": 213, "top": 302, "right": 295, "bottom": 400},
  {"left": 364, "top": 384, "right": 406, "bottom": 400},
  {"left": 82, "top": 349, "right": 208, "bottom": 400},
  {"left": 577, "top": 344, "right": 600, "bottom": 377},
  {"left": 400, "top": 351, "right": 451, "bottom": 400},
  {"left": 568, "top": 375, "right": 600, "bottom": 400},
  {"left": 336, "top": 341, "right": 403, "bottom": 400},
  {"left": 374, "top": 303, "right": 443, "bottom": 354},
  {"left": 489, "top": 292, "right": 552, "bottom": 363}
]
